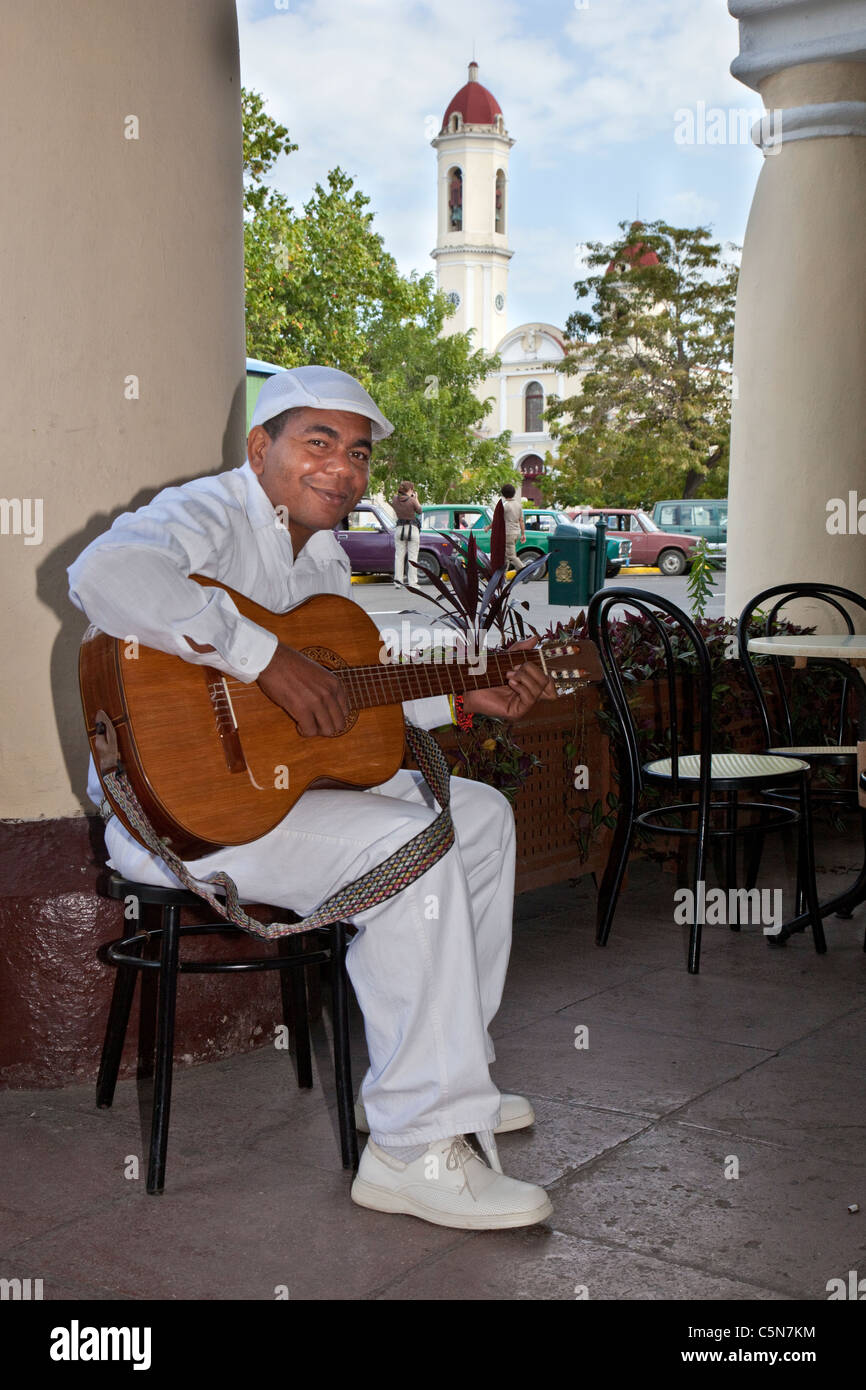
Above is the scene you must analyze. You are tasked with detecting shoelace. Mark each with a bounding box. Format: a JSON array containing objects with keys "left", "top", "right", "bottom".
[{"left": 444, "top": 1137, "right": 483, "bottom": 1200}]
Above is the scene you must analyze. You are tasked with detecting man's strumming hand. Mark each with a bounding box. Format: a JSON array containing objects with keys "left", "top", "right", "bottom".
[
  {"left": 256, "top": 642, "right": 349, "bottom": 737},
  {"left": 461, "top": 636, "right": 557, "bottom": 722}
]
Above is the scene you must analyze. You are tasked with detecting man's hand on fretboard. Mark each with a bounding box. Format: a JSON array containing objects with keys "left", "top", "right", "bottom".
[{"left": 462, "top": 637, "right": 557, "bottom": 722}]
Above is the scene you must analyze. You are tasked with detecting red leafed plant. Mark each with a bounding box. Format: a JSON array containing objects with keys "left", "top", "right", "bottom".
[{"left": 404, "top": 499, "right": 546, "bottom": 646}]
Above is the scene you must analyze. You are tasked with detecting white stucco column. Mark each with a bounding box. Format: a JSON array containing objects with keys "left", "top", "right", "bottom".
[
  {"left": 0, "top": 1, "right": 244, "bottom": 818},
  {"left": 726, "top": 0, "right": 866, "bottom": 621}
]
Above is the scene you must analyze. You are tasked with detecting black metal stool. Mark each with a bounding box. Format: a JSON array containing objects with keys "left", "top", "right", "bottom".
[{"left": 96, "top": 873, "right": 359, "bottom": 1193}]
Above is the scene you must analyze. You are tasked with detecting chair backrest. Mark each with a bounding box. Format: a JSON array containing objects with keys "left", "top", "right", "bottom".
[
  {"left": 735, "top": 582, "right": 866, "bottom": 750},
  {"left": 587, "top": 587, "right": 714, "bottom": 800}
]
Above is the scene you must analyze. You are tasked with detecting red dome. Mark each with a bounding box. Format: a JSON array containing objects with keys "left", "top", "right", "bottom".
[
  {"left": 441, "top": 62, "right": 503, "bottom": 132},
  {"left": 606, "top": 222, "right": 660, "bottom": 274}
]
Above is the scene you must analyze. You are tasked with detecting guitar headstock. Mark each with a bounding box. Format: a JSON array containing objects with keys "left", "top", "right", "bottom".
[{"left": 539, "top": 638, "right": 603, "bottom": 694}]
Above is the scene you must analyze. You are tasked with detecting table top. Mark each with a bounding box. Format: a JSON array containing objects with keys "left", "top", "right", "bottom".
[{"left": 748, "top": 633, "right": 866, "bottom": 659}]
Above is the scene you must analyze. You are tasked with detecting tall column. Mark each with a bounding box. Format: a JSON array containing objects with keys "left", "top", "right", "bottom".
[
  {"left": 0, "top": 2, "right": 252, "bottom": 1090},
  {"left": 726, "top": 0, "right": 866, "bottom": 621},
  {"left": 0, "top": 0, "right": 245, "bottom": 819}
]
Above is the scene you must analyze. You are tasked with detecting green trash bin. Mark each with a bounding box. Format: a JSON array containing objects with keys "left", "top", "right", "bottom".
[{"left": 547, "top": 519, "right": 607, "bottom": 606}]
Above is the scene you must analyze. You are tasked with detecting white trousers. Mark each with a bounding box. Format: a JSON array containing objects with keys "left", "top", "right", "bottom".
[
  {"left": 103, "top": 771, "right": 516, "bottom": 1146},
  {"left": 394, "top": 525, "right": 420, "bottom": 584}
]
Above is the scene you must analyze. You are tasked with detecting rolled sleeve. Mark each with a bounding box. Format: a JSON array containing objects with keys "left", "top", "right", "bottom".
[
  {"left": 175, "top": 585, "right": 278, "bottom": 680},
  {"left": 402, "top": 694, "right": 453, "bottom": 731},
  {"left": 67, "top": 478, "right": 287, "bottom": 683}
]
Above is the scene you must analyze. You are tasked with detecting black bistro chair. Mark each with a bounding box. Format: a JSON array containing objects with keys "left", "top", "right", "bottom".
[
  {"left": 587, "top": 588, "right": 825, "bottom": 973},
  {"left": 97, "top": 873, "right": 359, "bottom": 1193},
  {"left": 737, "top": 582, "right": 866, "bottom": 943}
]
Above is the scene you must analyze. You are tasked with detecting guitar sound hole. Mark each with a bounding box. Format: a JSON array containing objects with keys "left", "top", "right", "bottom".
[{"left": 300, "top": 646, "right": 359, "bottom": 736}]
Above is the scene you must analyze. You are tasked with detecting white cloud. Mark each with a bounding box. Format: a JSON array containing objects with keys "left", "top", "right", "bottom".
[
  {"left": 237, "top": 0, "right": 746, "bottom": 196},
  {"left": 236, "top": 0, "right": 755, "bottom": 323}
]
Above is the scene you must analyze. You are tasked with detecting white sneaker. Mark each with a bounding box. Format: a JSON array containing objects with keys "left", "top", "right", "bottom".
[
  {"left": 351, "top": 1135, "right": 553, "bottom": 1230},
  {"left": 353, "top": 1092, "right": 535, "bottom": 1136}
]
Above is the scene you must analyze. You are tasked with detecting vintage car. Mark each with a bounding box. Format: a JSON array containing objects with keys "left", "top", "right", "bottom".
[
  {"left": 652, "top": 498, "right": 727, "bottom": 563},
  {"left": 419, "top": 504, "right": 632, "bottom": 578},
  {"left": 570, "top": 507, "right": 700, "bottom": 575},
  {"left": 333, "top": 500, "right": 454, "bottom": 583}
]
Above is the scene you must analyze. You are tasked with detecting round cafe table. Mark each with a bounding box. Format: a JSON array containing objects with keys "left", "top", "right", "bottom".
[{"left": 748, "top": 632, "right": 866, "bottom": 936}]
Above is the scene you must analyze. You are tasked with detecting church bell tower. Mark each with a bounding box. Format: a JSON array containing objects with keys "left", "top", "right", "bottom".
[{"left": 431, "top": 62, "right": 514, "bottom": 351}]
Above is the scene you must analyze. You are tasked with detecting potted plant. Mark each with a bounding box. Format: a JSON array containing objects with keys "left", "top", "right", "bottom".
[{"left": 401, "top": 505, "right": 617, "bottom": 889}]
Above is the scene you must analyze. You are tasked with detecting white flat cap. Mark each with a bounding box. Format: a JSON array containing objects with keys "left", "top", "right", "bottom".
[{"left": 250, "top": 365, "right": 394, "bottom": 440}]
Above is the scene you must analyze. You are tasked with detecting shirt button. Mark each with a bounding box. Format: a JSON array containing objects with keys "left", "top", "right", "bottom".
[{"left": 240, "top": 657, "right": 248, "bottom": 666}]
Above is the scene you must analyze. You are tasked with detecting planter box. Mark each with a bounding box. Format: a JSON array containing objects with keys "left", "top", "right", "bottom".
[
  {"left": 412, "top": 662, "right": 804, "bottom": 894},
  {"left": 410, "top": 688, "right": 613, "bottom": 894}
]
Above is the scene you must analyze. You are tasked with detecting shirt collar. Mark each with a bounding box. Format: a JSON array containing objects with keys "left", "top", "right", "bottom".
[
  {"left": 239, "top": 460, "right": 281, "bottom": 531},
  {"left": 238, "top": 460, "right": 349, "bottom": 570}
]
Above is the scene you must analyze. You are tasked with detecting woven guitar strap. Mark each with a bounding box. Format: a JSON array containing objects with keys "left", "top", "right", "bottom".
[{"left": 99, "top": 724, "right": 454, "bottom": 939}]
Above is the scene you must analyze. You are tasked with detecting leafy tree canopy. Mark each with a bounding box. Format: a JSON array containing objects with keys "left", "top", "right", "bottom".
[
  {"left": 242, "top": 88, "right": 515, "bottom": 502},
  {"left": 541, "top": 220, "right": 738, "bottom": 507}
]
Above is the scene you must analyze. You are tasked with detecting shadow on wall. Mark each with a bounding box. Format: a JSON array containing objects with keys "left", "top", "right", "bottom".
[{"left": 34, "top": 375, "right": 248, "bottom": 814}]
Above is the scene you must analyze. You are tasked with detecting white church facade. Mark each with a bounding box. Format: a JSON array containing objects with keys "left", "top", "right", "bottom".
[{"left": 430, "top": 62, "right": 581, "bottom": 502}]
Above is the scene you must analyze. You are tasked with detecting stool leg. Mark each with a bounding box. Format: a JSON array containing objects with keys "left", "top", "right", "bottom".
[
  {"left": 278, "top": 936, "right": 313, "bottom": 1089},
  {"left": 147, "top": 904, "right": 180, "bottom": 1195},
  {"left": 97, "top": 937, "right": 143, "bottom": 1108},
  {"left": 330, "top": 922, "right": 358, "bottom": 1171}
]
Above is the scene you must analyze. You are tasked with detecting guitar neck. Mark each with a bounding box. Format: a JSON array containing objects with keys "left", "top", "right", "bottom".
[{"left": 336, "top": 648, "right": 543, "bottom": 710}]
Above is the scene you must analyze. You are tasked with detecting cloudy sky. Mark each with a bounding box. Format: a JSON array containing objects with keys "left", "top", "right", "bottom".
[{"left": 236, "top": 0, "right": 764, "bottom": 333}]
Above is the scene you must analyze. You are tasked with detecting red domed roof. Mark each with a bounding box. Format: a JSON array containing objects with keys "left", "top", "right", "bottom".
[
  {"left": 606, "top": 223, "right": 660, "bottom": 274},
  {"left": 441, "top": 62, "right": 503, "bottom": 132}
]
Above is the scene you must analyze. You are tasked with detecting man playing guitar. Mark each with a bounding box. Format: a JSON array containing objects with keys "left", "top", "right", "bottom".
[{"left": 68, "top": 366, "right": 556, "bottom": 1230}]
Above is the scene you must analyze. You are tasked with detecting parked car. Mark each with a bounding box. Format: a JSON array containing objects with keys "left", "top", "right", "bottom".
[
  {"left": 419, "top": 504, "right": 632, "bottom": 578},
  {"left": 652, "top": 499, "right": 727, "bottom": 563},
  {"left": 334, "top": 500, "right": 454, "bottom": 583},
  {"left": 571, "top": 507, "right": 700, "bottom": 575},
  {"left": 520, "top": 508, "right": 632, "bottom": 578}
]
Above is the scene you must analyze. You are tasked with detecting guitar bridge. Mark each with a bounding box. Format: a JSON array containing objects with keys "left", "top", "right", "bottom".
[{"left": 204, "top": 668, "right": 247, "bottom": 773}]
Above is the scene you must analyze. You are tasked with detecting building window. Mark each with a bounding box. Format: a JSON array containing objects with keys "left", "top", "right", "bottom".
[
  {"left": 449, "top": 112, "right": 462, "bottom": 133},
  {"left": 495, "top": 169, "right": 505, "bottom": 234},
  {"left": 525, "top": 381, "right": 544, "bottom": 433},
  {"left": 447, "top": 166, "right": 463, "bottom": 231}
]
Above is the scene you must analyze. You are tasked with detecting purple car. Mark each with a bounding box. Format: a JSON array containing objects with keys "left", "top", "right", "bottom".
[{"left": 334, "top": 500, "right": 454, "bottom": 584}]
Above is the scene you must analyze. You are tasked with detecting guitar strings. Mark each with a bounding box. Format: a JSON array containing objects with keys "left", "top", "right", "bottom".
[
  {"left": 221, "top": 648, "right": 584, "bottom": 701},
  {"left": 221, "top": 651, "right": 527, "bottom": 701}
]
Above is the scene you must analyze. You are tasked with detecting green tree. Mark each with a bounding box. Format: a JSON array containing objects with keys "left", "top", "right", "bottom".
[
  {"left": 363, "top": 303, "right": 515, "bottom": 501},
  {"left": 242, "top": 88, "right": 297, "bottom": 214},
  {"left": 542, "top": 221, "right": 738, "bottom": 507},
  {"left": 241, "top": 88, "right": 514, "bottom": 500}
]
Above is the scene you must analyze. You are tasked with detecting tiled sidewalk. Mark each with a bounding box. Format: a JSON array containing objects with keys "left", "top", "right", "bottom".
[{"left": 1, "top": 846, "right": 864, "bottom": 1302}]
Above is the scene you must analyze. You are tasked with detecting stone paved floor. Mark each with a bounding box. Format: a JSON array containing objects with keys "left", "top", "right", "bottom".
[{"left": 1, "top": 839, "right": 865, "bottom": 1302}]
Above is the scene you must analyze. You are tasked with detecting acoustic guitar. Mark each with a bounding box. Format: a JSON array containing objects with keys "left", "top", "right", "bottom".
[{"left": 79, "top": 577, "right": 602, "bottom": 858}]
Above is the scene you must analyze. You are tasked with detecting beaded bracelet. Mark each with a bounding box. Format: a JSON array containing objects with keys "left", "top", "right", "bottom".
[{"left": 449, "top": 692, "right": 474, "bottom": 731}]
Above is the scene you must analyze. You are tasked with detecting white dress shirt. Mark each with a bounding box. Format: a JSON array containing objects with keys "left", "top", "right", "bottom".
[{"left": 68, "top": 460, "right": 452, "bottom": 807}]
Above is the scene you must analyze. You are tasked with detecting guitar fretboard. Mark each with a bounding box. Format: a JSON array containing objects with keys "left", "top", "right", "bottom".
[{"left": 336, "top": 649, "right": 542, "bottom": 709}]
